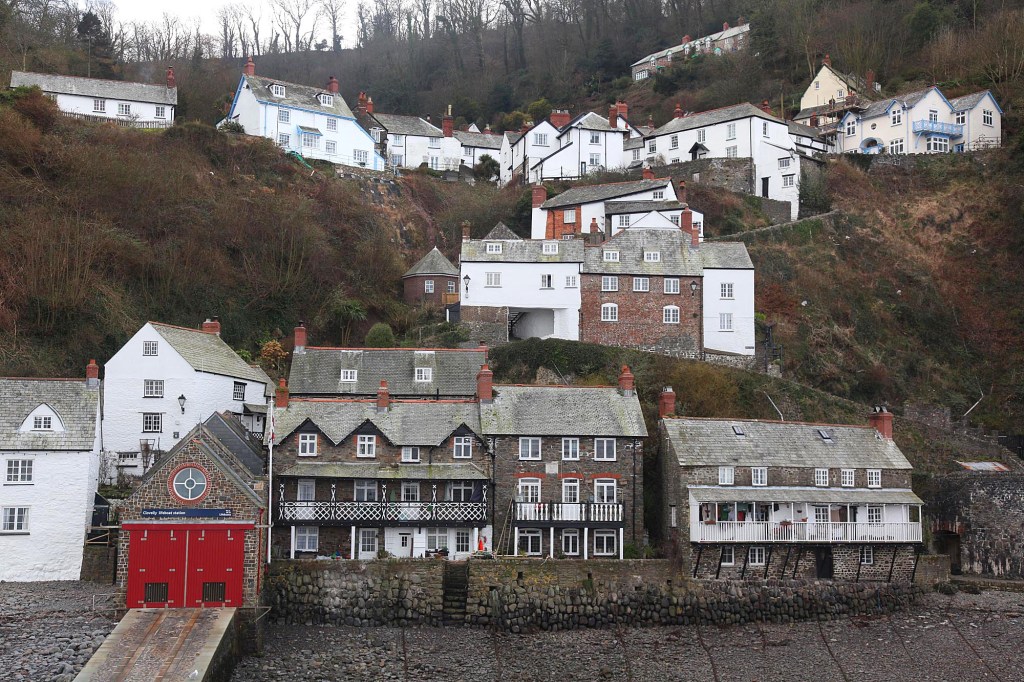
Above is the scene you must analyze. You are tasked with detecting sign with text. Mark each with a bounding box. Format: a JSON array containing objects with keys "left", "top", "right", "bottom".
[{"left": 141, "top": 508, "right": 233, "bottom": 518}]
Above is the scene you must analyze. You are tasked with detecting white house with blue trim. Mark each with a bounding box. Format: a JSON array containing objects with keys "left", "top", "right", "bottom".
[
  {"left": 837, "top": 86, "right": 1002, "bottom": 155},
  {"left": 224, "top": 58, "right": 385, "bottom": 170}
]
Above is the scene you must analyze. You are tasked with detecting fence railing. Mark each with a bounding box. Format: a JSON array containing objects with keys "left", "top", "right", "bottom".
[
  {"left": 912, "top": 120, "right": 963, "bottom": 137},
  {"left": 693, "top": 520, "right": 922, "bottom": 543},
  {"left": 278, "top": 500, "right": 487, "bottom": 524},
  {"left": 514, "top": 502, "right": 623, "bottom": 523},
  {"left": 60, "top": 111, "right": 173, "bottom": 128}
]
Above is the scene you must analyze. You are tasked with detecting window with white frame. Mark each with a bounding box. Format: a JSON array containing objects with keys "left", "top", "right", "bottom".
[
  {"left": 748, "top": 546, "right": 766, "bottom": 565},
  {"left": 454, "top": 436, "right": 473, "bottom": 458},
  {"left": 278, "top": 133, "right": 290, "bottom": 147},
  {"left": 778, "top": 157, "right": 791, "bottom": 170},
  {"left": 414, "top": 367, "right": 432, "bottom": 382},
  {"left": 319, "top": 93, "right": 333, "bottom": 106},
  {"left": 295, "top": 526, "right": 318, "bottom": 552},
  {"left": 142, "top": 413, "right": 162, "bottom": 433},
  {"left": 93, "top": 99, "right": 106, "bottom": 112},
  {"left": 297, "top": 479, "right": 315, "bottom": 501},
  {"left": 428, "top": 137, "right": 441, "bottom": 148},
  {"left": 928, "top": 110, "right": 938, "bottom": 123},
  {"left": 697, "top": 129, "right": 706, "bottom": 143},
  {"left": 517, "top": 477, "right": 541, "bottom": 503},
  {"left": 983, "top": 109, "right": 993, "bottom": 126},
  {"left": 762, "top": 121, "right": 769, "bottom": 137},
  {"left": 718, "top": 466, "right": 734, "bottom": 485},
  {"left": 447, "top": 281, "right": 456, "bottom": 293},
  {"left": 278, "top": 108, "right": 290, "bottom": 123},
  {"left": 143, "top": 340, "right": 158, "bottom": 356},
  {"left": 424, "top": 280, "right": 434, "bottom": 293},
  {"left": 617, "top": 214, "right": 630, "bottom": 228},
  {"left": 663, "top": 306, "right": 680, "bottom": 324},
  {"left": 392, "top": 134, "right": 404, "bottom": 146},
  {"left": 142, "top": 379, "right": 164, "bottom": 398},
  {"left": 633, "top": 277, "right": 650, "bottom": 292},
  {"left": 889, "top": 139, "right": 904, "bottom": 155},
  {"left": 782, "top": 174, "right": 795, "bottom": 188},
  {"left": 359, "top": 528, "right": 378, "bottom": 554},
  {"left": 751, "top": 467, "right": 767, "bottom": 486},
  {"left": 648, "top": 139, "right": 656, "bottom": 153},
  {"left": 354, "top": 479, "right": 377, "bottom": 501},
  {"left": 594, "top": 530, "right": 616, "bottom": 556},
  {"left": 540, "top": 274, "right": 553, "bottom": 289},
  {"left": 271, "top": 84, "right": 286, "bottom": 97},
  {"left": 155, "top": 106, "right": 166, "bottom": 119},
  {"left": 594, "top": 438, "right": 616, "bottom": 461},
  {"left": 6, "top": 459, "right": 32, "bottom": 483},
  {"left": 841, "top": 469, "right": 855, "bottom": 487},
  {"left": 118, "top": 103, "right": 131, "bottom": 116},
  {"left": 726, "top": 123, "right": 736, "bottom": 139},
  {"left": 601, "top": 276, "right": 619, "bottom": 291},
  {"left": 447, "top": 481, "right": 474, "bottom": 502},
  {"left": 814, "top": 468, "right": 829, "bottom": 486},
  {"left": 601, "top": 303, "right": 618, "bottom": 322},
  {"left": 1, "top": 505, "right": 29, "bottom": 533},
  {"left": 603, "top": 250, "right": 619, "bottom": 262},
  {"left": 485, "top": 272, "right": 501, "bottom": 287},
  {"left": 32, "top": 415, "right": 52, "bottom": 430},
  {"left": 561, "top": 438, "right": 579, "bottom": 460},
  {"left": 562, "top": 477, "right": 579, "bottom": 504},
  {"left": 589, "top": 153, "right": 601, "bottom": 167},
  {"left": 719, "top": 313, "right": 733, "bottom": 331},
  {"left": 590, "top": 132, "right": 601, "bottom": 144},
  {"left": 355, "top": 149, "right": 369, "bottom": 164},
  {"left": 632, "top": 148, "right": 641, "bottom": 161},
  {"left": 543, "top": 241, "right": 559, "bottom": 253},
  {"left": 814, "top": 505, "right": 829, "bottom": 524},
  {"left": 653, "top": 190, "right": 664, "bottom": 199},
  {"left": 927, "top": 136, "right": 949, "bottom": 153},
  {"left": 644, "top": 251, "right": 661, "bottom": 262},
  {"left": 518, "top": 529, "right": 542, "bottom": 555},
  {"left": 402, "top": 481, "right": 419, "bottom": 501},
  {"left": 326, "top": 118, "right": 338, "bottom": 132},
  {"left": 665, "top": 278, "right": 680, "bottom": 294},
  {"left": 726, "top": 146, "right": 738, "bottom": 158},
  {"left": 485, "top": 242, "right": 502, "bottom": 253},
  {"left": 357, "top": 435, "right": 376, "bottom": 457},
  {"left": 371, "top": 128, "right": 382, "bottom": 143},
  {"left": 401, "top": 446, "right": 421, "bottom": 462},
  {"left": 298, "top": 433, "right": 318, "bottom": 456},
  {"left": 891, "top": 109, "right": 902, "bottom": 125},
  {"left": 594, "top": 478, "right": 617, "bottom": 503},
  {"left": 341, "top": 369, "right": 357, "bottom": 382},
  {"left": 837, "top": 89, "right": 845, "bottom": 98},
  {"left": 456, "top": 529, "right": 471, "bottom": 553},
  {"left": 519, "top": 437, "right": 541, "bottom": 460},
  {"left": 326, "top": 141, "right": 337, "bottom": 155},
  {"left": 720, "top": 282, "right": 734, "bottom": 299},
  {"left": 670, "top": 135, "right": 679, "bottom": 149},
  {"left": 562, "top": 529, "right": 579, "bottom": 555},
  {"left": 565, "top": 275, "right": 578, "bottom": 288},
  {"left": 302, "top": 133, "right": 318, "bottom": 148},
  {"left": 846, "top": 120, "right": 856, "bottom": 136},
  {"left": 814, "top": 80, "right": 820, "bottom": 90},
  {"left": 860, "top": 545, "right": 873, "bottom": 565},
  {"left": 867, "top": 469, "right": 881, "bottom": 488},
  {"left": 233, "top": 382, "right": 246, "bottom": 401},
  {"left": 426, "top": 527, "right": 447, "bottom": 550},
  {"left": 867, "top": 505, "right": 882, "bottom": 524},
  {"left": 720, "top": 545, "right": 735, "bottom": 565},
  {"left": 534, "top": 132, "right": 548, "bottom": 146}
]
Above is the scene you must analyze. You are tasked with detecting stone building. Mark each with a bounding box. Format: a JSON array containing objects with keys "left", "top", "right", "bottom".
[
  {"left": 116, "top": 413, "right": 266, "bottom": 608},
  {"left": 402, "top": 247, "right": 460, "bottom": 306},
  {"left": 660, "top": 395, "right": 923, "bottom": 582}
]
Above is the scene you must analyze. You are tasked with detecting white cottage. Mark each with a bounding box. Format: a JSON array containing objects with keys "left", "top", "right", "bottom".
[
  {"left": 224, "top": 58, "right": 385, "bottom": 169},
  {"left": 370, "top": 111, "right": 462, "bottom": 171},
  {"left": 454, "top": 127, "right": 502, "bottom": 170},
  {"left": 528, "top": 109, "right": 637, "bottom": 182},
  {"left": 0, "top": 368, "right": 102, "bottom": 581},
  {"left": 102, "top": 318, "right": 271, "bottom": 480},
  {"left": 10, "top": 69, "right": 177, "bottom": 128}
]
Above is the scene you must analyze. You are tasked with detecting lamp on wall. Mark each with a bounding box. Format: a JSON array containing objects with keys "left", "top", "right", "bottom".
[
  {"left": 690, "top": 280, "right": 699, "bottom": 296},
  {"left": 178, "top": 394, "right": 187, "bottom": 413},
  {"left": 463, "top": 274, "right": 471, "bottom": 294}
]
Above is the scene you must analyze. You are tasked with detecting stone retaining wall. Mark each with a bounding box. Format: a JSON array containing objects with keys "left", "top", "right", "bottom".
[{"left": 267, "top": 558, "right": 921, "bottom": 631}]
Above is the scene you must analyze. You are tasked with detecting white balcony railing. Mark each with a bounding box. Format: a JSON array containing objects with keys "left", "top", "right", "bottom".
[
  {"left": 278, "top": 500, "right": 487, "bottom": 524},
  {"left": 515, "top": 502, "right": 623, "bottom": 523},
  {"left": 912, "top": 120, "right": 963, "bottom": 137},
  {"left": 693, "top": 520, "right": 921, "bottom": 543}
]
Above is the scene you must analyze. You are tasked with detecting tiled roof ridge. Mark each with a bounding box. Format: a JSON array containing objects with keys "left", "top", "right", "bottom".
[
  {"left": 247, "top": 73, "right": 333, "bottom": 91},
  {"left": 494, "top": 383, "right": 617, "bottom": 389},
  {"left": 149, "top": 320, "right": 214, "bottom": 334},
  {"left": 288, "top": 397, "right": 478, "bottom": 404},
  {"left": 663, "top": 415, "right": 875, "bottom": 430},
  {"left": 0, "top": 376, "right": 86, "bottom": 382},
  {"left": 304, "top": 346, "right": 486, "bottom": 352},
  {"left": 14, "top": 70, "right": 172, "bottom": 88}
]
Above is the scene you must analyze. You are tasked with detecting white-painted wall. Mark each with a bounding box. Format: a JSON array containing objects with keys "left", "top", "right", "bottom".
[
  {"left": 387, "top": 133, "right": 463, "bottom": 170},
  {"left": 702, "top": 268, "right": 755, "bottom": 356},
  {"left": 50, "top": 92, "right": 174, "bottom": 124},
  {"left": 500, "top": 121, "right": 561, "bottom": 185},
  {"left": 461, "top": 260, "right": 581, "bottom": 340},
  {"left": 529, "top": 127, "right": 629, "bottom": 182},
  {"left": 800, "top": 66, "right": 856, "bottom": 112},
  {"left": 530, "top": 184, "right": 680, "bottom": 240},
  {"left": 381, "top": 525, "right": 492, "bottom": 560}
]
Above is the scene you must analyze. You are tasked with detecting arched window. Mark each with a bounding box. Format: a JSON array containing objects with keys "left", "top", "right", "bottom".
[
  {"left": 663, "top": 305, "right": 680, "bottom": 324},
  {"left": 601, "top": 303, "right": 618, "bottom": 322}
]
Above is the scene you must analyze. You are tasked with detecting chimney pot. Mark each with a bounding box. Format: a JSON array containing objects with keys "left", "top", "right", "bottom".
[
  {"left": 243, "top": 56, "right": 255, "bottom": 76},
  {"left": 294, "top": 323, "right": 307, "bottom": 353},
  {"left": 484, "top": 124, "right": 493, "bottom": 135},
  {"left": 327, "top": 76, "right": 339, "bottom": 94},
  {"left": 616, "top": 100, "right": 629, "bottom": 122},
  {"left": 608, "top": 104, "right": 618, "bottom": 129},
  {"left": 366, "top": 96, "right": 374, "bottom": 114},
  {"left": 673, "top": 103, "right": 684, "bottom": 119},
  {"left": 823, "top": 53, "right": 831, "bottom": 67},
  {"left": 86, "top": 359, "right": 100, "bottom": 387},
  {"left": 868, "top": 406, "right": 894, "bottom": 440},
  {"left": 723, "top": 21, "right": 729, "bottom": 30},
  {"left": 477, "top": 364, "right": 494, "bottom": 402},
  {"left": 618, "top": 365, "right": 635, "bottom": 395},
  {"left": 275, "top": 378, "right": 289, "bottom": 408},
  {"left": 659, "top": 386, "right": 676, "bottom": 418},
  {"left": 442, "top": 107, "right": 454, "bottom": 137},
  {"left": 682, "top": 34, "right": 691, "bottom": 44},
  {"left": 810, "top": 113, "right": 819, "bottom": 128},
  {"left": 462, "top": 222, "right": 472, "bottom": 241},
  {"left": 549, "top": 109, "right": 571, "bottom": 128},
  {"left": 682, "top": 208, "right": 698, "bottom": 247},
  {"left": 202, "top": 317, "right": 221, "bottom": 336},
  {"left": 865, "top": 69, "right": 875, "bottom": 92},
  {"left": 166, "top": 67, "right": 176, "bottom": 88},
  {"left": 761, "top": 100, "right": 771, "bottom": 114},
  {"left": 678, "top": 179, "right": 687, "bottom": 203},
  {"left": 377, "top": 380, "right": 390, "bottom": 411},
  {"left": 642, "top": 166, "right": 655, "bottom": 181},
  {"left": 532, "top": 184, "right": 547, "bottom": 208}
]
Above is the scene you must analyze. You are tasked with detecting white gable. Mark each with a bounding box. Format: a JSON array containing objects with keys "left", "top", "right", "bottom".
[{"left": 19, "top": 403, "right": 66, "bottom": 433}]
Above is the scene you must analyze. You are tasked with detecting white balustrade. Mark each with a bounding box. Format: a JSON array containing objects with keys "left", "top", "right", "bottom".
[
  {"left": 279, "top": 500, "right": 487, "bottom": 523},
  {"left": 515, "top": 502, "right": 623, "bottom": 523},
  {"left": 694, "top": 521, "right": 922, "bottom": 543}
]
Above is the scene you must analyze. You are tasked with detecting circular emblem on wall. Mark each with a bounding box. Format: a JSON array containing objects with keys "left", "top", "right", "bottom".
[{"left": 169, "top": 463, "right": 210, "bottom": 503}]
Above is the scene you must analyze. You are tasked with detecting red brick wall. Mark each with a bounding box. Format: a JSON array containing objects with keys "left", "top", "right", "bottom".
[
  {"left": 580, "top": 273, "right": 702, "bottom": 358},
  {"left": 402, "top": 275, "right": 458, "bottom": 305},
  {"left": 545, "top": 206, "right": 581, "bottom": 240}
]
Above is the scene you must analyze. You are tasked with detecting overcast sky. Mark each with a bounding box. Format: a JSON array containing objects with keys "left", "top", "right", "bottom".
[{"left": 116, "top": 0, "right": 222, "bottom": 30}]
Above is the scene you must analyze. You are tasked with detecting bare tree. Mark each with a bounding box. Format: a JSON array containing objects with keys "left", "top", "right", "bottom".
[{"left": 319, "top": 0, "right": 344, "bottom": 50}]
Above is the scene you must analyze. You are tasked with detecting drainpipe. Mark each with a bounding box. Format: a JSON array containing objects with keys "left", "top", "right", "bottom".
[{"left": 631, "top": 438, "right": 638, "bottom": 543}]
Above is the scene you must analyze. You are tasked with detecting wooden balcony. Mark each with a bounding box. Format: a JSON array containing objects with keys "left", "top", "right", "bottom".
[
  {"left": 277, "top": 500, "right": 487, "bottom": 526},
  {"left": 514, "top": 502, "right": 623, "bottom": 526},
  {"left": 693, "top": 520, "right": 922, "bottom": 544}
]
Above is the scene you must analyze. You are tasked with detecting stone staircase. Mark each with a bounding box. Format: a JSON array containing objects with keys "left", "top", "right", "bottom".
[{"left": 442, "top": 561, "right": 469, "bottom": 626}]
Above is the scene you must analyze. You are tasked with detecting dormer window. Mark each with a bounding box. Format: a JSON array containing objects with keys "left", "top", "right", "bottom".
[
  {"left": 341, "top": 369, "right": 358, "bottom": 382},
  {"left": 542, "top": 242, "right": 558, "bottom": 254},
  {"left": 319, "top": 93, "right": 333, "bottom": 106},
  {"left": 271, "top": 84, "right": 286, "bottom": 97},
  {"left": 486, "top": 242, "right": 502, "bottom": 254},
  {"left": 415, "top": 367, "right": 433, "bottom": 382},
  {"left": 644, "top": 251, "right": 661, "bottom": 262},
  {"left": 32, "top": 416, "right": 52, "bottom": 430},
  {"left": 603, "top": 250, "right": 619, "bottom": 262}
]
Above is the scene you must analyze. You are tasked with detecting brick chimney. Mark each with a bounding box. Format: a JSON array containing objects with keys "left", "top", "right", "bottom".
[
  {"left": 589, "top": 216, "right": 599, "bottom": 234},
  {"left": 869, "top": 406, "right": 893, "bottom": 440},
  {"left": 202, "top": 316, "right": 221, "bottom": 335},
  {"left": 442, "top": 105, "right": 454, "bottom": 137},
  {"left": 823, "top": 53, "right": 831, "bottom": 68},
  {"left": 722, "top": 21, "right": 730, "bottom": 30},
  {"left": 678, "top": 180, "right": 687, "bottom": 204},
  {"left": 376, "top": 380, "right": 390, "bottom": 412},
  {"left": 85, "top": 359, "right": 100, "bottom": 388},
  {"left": 327, "top": 76, "right": 340, "bottom": 94},
  {"left": 642, "top": 166, "right": 654, "bottom": 180},
  {"left": 659, "top": 386, "right": 676, "bottom": 418},
  {"left": 477, "top": 364, "right": 493, "bottom": 403},
  {"left": 681, "top": 34, "right": 691, "bottom": 44},
  {"left": 618, "top": 365, "right": 635, "bottom": 396},
  {"left": 532, "top": 184, "right": 547, "bottom": 208},
  {"left": 608, "top": 103, "right": 618, "bottom": 129},
  {"left": 484, "top": 124, "right": 494, "bottom": 135},
  {"left": 275, "top": 378, "right": 289, "bottom": 408},
  {"left": 647, "top": 114, "right": 654, "bottom": 128},
  {"left": 166, "top": 67, "right": 176, "bottom": 88},
  {"left": 865, "top": 69, "right": 875, "bottom": 92},
  {"left": 810, "top": 113, "right": 819, "bottom": 128},
  {"left": 682, "top": 208, "right": 698, "bottom": 247},
  {"left": 761, "top": 100, "right": 772, "bottom": 114},
  {"left": 243, "top": 56, "right": 255, "bottom": 76},
  {"left": 356, "top": 92, "right": 367, "bottom": 115},
  {"left": 549, "top": 109, "right": 571, "bottom": 128},
  {"left": 366, "top": 96, "right": 374, "bottom": 114},
  {"left": 462, "top": 222, "right": 472, "bottom": 241},
  {"left": 674, "top": 103, "right": 684, "bottom": 119},
  {"left": 294, "top": 323, "right": 307, "bottom": 354},
  {"left": 616, "top": 100, "right": 629, "bottom": 122}
]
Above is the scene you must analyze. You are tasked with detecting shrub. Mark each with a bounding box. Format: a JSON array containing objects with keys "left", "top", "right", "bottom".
[{"left": 364, "top": 322, "right": 396, "bottom": 347}]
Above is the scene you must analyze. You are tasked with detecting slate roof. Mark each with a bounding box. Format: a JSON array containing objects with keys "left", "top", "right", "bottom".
[
  {"left": 461, "top": 239, "right": 585, "bottom": 263},
  {"left": 272, "top": 400, "right": 482, "bottom": 446},
  {"left": 787, "top": 121, "right": 823, "bottom": 138},
  {"left": 10, "top": 71, "right": 177, "bottom": 105},
  {"left": 650, "top": 103, "right": 779, "bottom": 137},
  {"left": 583, "top": 229, "right": 703, "bottom": 276},
  {"left": 0, "top": 379, "right": 98, "bottom": 451},
  {"left": 504, "top": 131, "right": 524, "bottom": 145},
  {"left": 480, "top": 386, "right": 647, "bottom": 437},
  {"left": 859, "top": 88, "right": 933, "bottom": 119},
  {"left": 404, "top": 247, "right": 459, "bottom": 278},
  {"left": 623, "top": 137, "right": 645, "bottom": 150},
  {"left": 280, "top": 461, "right": 488, "bottom": 480},
  {"left": 700, "top": 242, "right": 754, "bottom": 269},
  {"left": 949, "top": 91, "right": 990, "bottom": 111},
  {"left": 662, "top": 418, "right": 914, "bottom": 469},
  {"left": 688, "top": 486, "right": 923, "bottom": 505},
  {"left": 540, "top": 179, "right": 673, "bottom": 209},
  {"left": 606, "top": 200, "right": 684, "bottom": 214},
  {"left": 150, "top": 323, "right": 272, "bottom": 388},
  {"left": 484, "top": 222, "right": 522, "bottom": 240},
  {"left": 371, "top": 113, "right": 443, "bottom": 137},
  {"left": 243, "top": 75, "right": 355, "bottom": 118},
  {"left": 288, "top": 348, "right": 486, "bottom": 396},
  {"left": 453, "top": 130, "right": 502, "bottom": 149},
  {"left": 567, "top": 111, "right": 617, "bottom": 133},
  {"left": 202, "top": 412, "right": 265, "bottom": 476}
]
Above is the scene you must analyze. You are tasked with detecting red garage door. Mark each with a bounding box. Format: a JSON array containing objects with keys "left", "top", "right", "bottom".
[{"left": 126, "top": 523, "right": 251, "bottom": 609}]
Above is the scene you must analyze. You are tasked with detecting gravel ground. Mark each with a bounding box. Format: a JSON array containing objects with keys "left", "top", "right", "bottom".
[
  {"left": 0, "top": 581, "right": 118, "bottom": 682},
  {"left": 232, "top": 590, "right": 1024, "bottom": 682}
]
